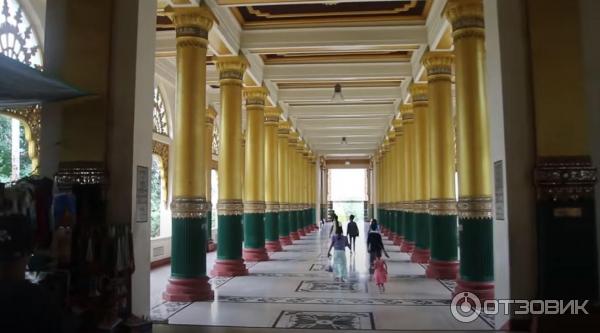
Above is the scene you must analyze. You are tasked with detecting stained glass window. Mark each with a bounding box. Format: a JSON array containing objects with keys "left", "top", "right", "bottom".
[
  {"left": 0, "top": 0, "right": 42, "bottom": 68},
  {"left": 153, "top": 87, "right": 169, "bottom": 136}
]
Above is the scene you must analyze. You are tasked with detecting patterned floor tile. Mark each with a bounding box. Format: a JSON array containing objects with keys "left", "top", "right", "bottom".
[
  {"left": 295, "top": 280, "right": 367, "bottom": 293},
  {"left": 273, "top": 310, "right": 374, "bottom": 330},
  {"left": 150, "top": 302, "right": 191, "bottom": 322}
]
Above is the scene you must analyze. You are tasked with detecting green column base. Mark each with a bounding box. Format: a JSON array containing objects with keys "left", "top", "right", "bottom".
[
  {"left": 459, "top": 217, "right": 494, "bottom": 282},
  {"left": 216, "top": 214, "right": 243, "bottom": 260},
  {"left": 264, "top": 212, "right": 279, "bottom": 242},
  {"left": 171, "top": 216, "right": 208, "bottom": 278},
  {"left": 430, "top": 214, "right": 458, "bottom": 262}
]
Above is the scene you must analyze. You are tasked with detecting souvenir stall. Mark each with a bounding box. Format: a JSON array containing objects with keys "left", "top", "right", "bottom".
[{"left": 0, "top": 54, "right": 142, "bottom": 332}]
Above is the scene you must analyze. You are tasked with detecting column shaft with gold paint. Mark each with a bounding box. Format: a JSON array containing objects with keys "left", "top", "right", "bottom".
[
  {"left": 400, "top": 104, "right": 416, "bottom": 253},
  {"left": 297, "top": 140, "right": 307, "bottom": 236},
  {"left": 264, "top": 107, "right": 283, "bottom": 252},
  {"left": 423, "top": 51, "right": 459, "bottom": 279},
  {"left": 381, "top": 138, "right": 391, "bottom": 236},
  {"left": 288, "top": 131, "right": 301, "bottom": 240},
  {"left": 411, "top": 83, "right": 432, "bottom": 263},
  {"left": 277, "top": 121, "right": 292, "bottom": 245},
  {"left": 205, "top": 106, "right": 217, "bottom": 252},
  {"left": 164, "top": 6, "right": 214, "bottom": 301},
  {"left": 393, "top": 118, "right": 405, "bottom": 246},
  {"left": 242, "top": 87, "right": 269, "bottom": 261},
  {"left": 385, "top": 131, "right": 396, "bottom": 239},
  {"left": 211, "top": 56, "right": 248, "bottom": 277},
  {"left": 446, "top": 0, "right": 494, "bottom": 300}
]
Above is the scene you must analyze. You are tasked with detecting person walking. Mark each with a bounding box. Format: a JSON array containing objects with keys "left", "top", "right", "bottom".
[
  {"left": 327, "top": 226, "right": 351, "bottom": 282},
  {"left": 373, "top": 253, "right": 388, "bottom": 292},
  {"left": 367, "top": 220, "right": 389, "bottom": 275},
  {"left": 329, "top": 214, "right": 340, "bottom": 237},
  {"left": 346, "top": 214, "right": 359, "bottom": 252}
]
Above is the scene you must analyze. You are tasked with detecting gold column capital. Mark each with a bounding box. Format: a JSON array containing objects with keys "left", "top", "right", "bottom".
[
  {"left": 278, "top": 120, "right": 291, "bottom": 136},
  {"left": 215, "top": 56, "right": 248, "bottom": 81},
  {"left": 422, "top": 52, "right": 454, "bottom": 79},
  {"left": 410, "top": 83, "right": 429, "bottom": 104},
  {"left": 388, "top": 129, "right": 396, "bottom": 143},
  {"left": 206, "top": 105, "right": 217, "bottom": 125},
  {"left": 264, "top": 106, "right": 282, "bottom": 124},
  {"left": 166, "top": 5, "right": 215, "bottom": 31},
  {"left": 243, "top": 86, "right": 268, "bottom": 106},
  {"left": 288, "top": 130, "right": 299, "bottom": 145},
  {"left": 400, "top": 104, "right": 415, "bottom": 123},
  {"left": 444, "top": 0, "right": 484, "bottom": 40},
  {"left": 393, "top": 118, "right": 404, "bottom": 135}
]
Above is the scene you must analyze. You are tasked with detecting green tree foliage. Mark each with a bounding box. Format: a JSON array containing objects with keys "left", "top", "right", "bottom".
[
  {"left": 150, "top": 157, "right": 162, "bottom": 238},
  {"left": 0, "top": 116, "right": 12, "bottom": 183}
]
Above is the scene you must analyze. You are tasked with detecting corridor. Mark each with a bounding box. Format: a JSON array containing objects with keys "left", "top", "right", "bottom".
[{"left": 150, "top": 221, "right": 493, "bottom": 331}]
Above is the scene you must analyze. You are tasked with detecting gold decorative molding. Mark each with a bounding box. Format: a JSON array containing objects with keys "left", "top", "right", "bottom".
[
  {"left": 152, "top": 140, "right": 170, "bottom": 207},
  {"left": 400, "top": 104, "right": 414, "bottom": 123},
  {"left": 457, "top": 196, "right": 493, "bottom": 219},
  {"left": 393, "top": 118, "right": 404, "bottom": 134},
  {"left": 410, "top": 83, "right": 428, "bottom": 104},
  {"left": 264, "top": 106, "right": 282, "bottom": 124},
  {"left": 215, "top": 56, "right": 248, "bottom": 82},
  {"left": 278, "top": 120, "right": 291, "bottom": 136},
  {"left": 422, "top": 51, "right": 454, "bottom": 80},
  {"left": 0, "top": 106, "right": 41, "bottom": 172},
  {"left": 445, "top": 0, "right": 485, "bottom": 41},
  {"left": 166, "top": 5, "right": 214, "bottom": 32},
  {"left": 206, "top": 105, "right": 217, "bottom": 125},
  {"left": 428, "top": 199, "right": 457, "bottom": 216},
  {"left": 171, "top": 196, "right": 210, "bottom": 219},
  {"left": 244, "top": 200, "right": 266, "bottom": 214},
  {"left": 243, "top": 86, "right": 268, "bottom": 107},
  {"left": 265, "top": 202, "right": 279, "bottom": 213},
  {"left": 414, "top": 200, "right": 429, "bottom": 214},
  {"left": 217, "top": 199, "right": 244, "bottom": 216}
]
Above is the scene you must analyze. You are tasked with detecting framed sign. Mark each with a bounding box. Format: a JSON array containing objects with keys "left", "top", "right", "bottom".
[
  {"left": 494, "top": 160, "right": 505, "bottom": 220},
  {"left": 136, "top": 166, "right": 149, "bottom": 223}
]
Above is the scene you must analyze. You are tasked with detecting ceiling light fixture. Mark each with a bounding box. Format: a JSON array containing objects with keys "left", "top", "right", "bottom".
[
  {"left": 345, "top": 161, "right": 351, "bottom": 166},
  {"left": 341, "top": 137, "right": 348, "bottom": 145},
  {"left": 331, "top": 83, "right": 344, "bottom": 103}
]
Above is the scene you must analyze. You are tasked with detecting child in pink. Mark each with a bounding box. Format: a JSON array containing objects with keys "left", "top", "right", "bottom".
[{"left": 373, "top": 255, "right": 388, "bottom": 292}]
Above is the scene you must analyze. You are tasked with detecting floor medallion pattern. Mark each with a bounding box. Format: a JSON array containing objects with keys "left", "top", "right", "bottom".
[
  {"left": 295, "top": 280, "right": 367, "bottom": 293},
  {"left": 273, "top": 310, "right": 374, "bottom": 330}
]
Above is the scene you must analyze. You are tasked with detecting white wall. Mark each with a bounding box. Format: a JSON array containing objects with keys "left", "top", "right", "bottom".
[{"left": 485, "top": 0, "right": 537, "bottom": 328}]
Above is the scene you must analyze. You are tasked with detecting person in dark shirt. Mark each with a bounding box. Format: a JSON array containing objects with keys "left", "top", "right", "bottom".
[
  {"left": 366, "top": 220, "right": 389, "bottom": 275},
  {"left": 0, "top": 215, "right": 62, "bottom": 333},
  {"left": 346, "top": 214, "right": 359, "bottom": 252}
]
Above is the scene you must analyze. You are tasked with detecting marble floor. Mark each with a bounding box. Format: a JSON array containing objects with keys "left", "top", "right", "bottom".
[{"left": 150, "top": 222, "right": 497, "bottom": 331}]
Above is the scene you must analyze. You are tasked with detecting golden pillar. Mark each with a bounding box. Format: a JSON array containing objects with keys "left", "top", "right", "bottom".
[
  {"left": 288, "top": 130, "right": 301, "bottom": 240},
  {"left": 205, "top": 105, "right": 217, "bottom": 251},
  {"left": 277, "top": 120, "right": 292, "bottom": 245},
  {"left": 296, "top": 139, "right": 308, "bottom": 236},
  {"left": 411, "top": 83, "right": 432, "bottom": 263},
  {"left": 446, "top": 0, "right": 494, "bottom": 299},
  {"left": 164, "top": 5, "right": 214, "bottom": 301},
  {"left": 400, "top": 104, "right": 416, "bottom": 253},
  {"left": 423, "top": 51, "right": 459, "bottom": 279},
  {"left": 381, "top": 137, "right": 391, "bottom": 235},
  {"left": 242, "top": 87, "right": 269, "bottom": 261},
  {"left": 392, "top": 118, "right": 405, "bottom": 246},
  {"left": 211, "top": 56, "right": 248, "bottom": 277},
  {"left": 384, "top": 130, "right": 396, "bottom": 238},
  {"left": 264, "top": 106, "right": 283, "bottom": 252}
]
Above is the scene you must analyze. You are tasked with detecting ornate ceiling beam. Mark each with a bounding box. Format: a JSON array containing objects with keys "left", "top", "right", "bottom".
[
  {"left": 241, "top": 25, "right": 428, "bottom": 50},
  {"left": 264, "top": 62, "right": 411, "bottom": 81},
  {"left": 278, "top": 86, "right": 402, "bottom": 102}
]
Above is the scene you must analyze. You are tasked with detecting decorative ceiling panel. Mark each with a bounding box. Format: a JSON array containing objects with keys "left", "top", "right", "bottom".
[{"left": 232, "top": 0, "right": 431, "bottom": 29}]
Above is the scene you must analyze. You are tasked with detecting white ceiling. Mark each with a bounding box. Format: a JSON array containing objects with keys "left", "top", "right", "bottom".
[{"left": 155, "top": 0, "right": 451, "bottom": 159}]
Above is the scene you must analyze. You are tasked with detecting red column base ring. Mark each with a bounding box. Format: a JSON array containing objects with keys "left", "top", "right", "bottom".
[
  {"left": 410, "top": 247, "right": 431, "bottom": 263},
  {"left": 400, "top": 241, "right": 415, "bottom": 253},
  {"left": 393, "top": 235, "right": 404, "bottom": 246},
  {"left": 453, "top": 279, "right": 495, "bottom": 302},
  {"left": 279, "top": 235, "right": 293, "bottom": 245},
  {"left": 163, "top": 276, "right": 214, "bottom": 302},
  {"left": 265, "top": 240, "right": 283, "bottom": 252},
  {"left": 290, "top": 232, "right": 300, "bottom": 240},
  {"left": 389, "top": 232, "right": 397, "bottom": 241},
  {"left": 425, "top": 260, "right": 459, "bottom": 280},
  {"left": 211, "top": 259, "right": 248, "bottom": 277},
  {"left": 243, "top": 247, "right": 269, "bottom": 261},
  {"left": 298, "top": 228, "right": 306, "bottom": 236}
]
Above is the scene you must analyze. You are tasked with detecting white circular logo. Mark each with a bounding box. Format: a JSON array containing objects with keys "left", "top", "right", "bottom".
[{"left": 451, "top": 292, "right": 482, "bottom": 323}]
